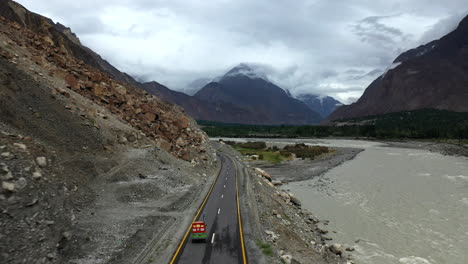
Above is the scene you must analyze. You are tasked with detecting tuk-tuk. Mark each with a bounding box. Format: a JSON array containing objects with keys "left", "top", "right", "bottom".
[{"left": 191, "top": 221, "right": 207, "bottom": 242}]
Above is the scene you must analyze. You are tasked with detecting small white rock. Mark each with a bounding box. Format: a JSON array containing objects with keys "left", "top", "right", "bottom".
[
  {"left": 13, "top": 143, "right": 27, "bottom": 150},
  {"left": 33, "top": 171, "right": 42, "bottom": 179},
  {"left": 1, "top": 152, "right": 11, "bottom": 158},
  {"left": 36, "top": 157, "right": 47, "bottom": 167},
  {"left": 280, "top": 254, "right": 292, "bottom": 264},
  {"left": 2, "top": 181, "right": 15, "bottom": 192}
]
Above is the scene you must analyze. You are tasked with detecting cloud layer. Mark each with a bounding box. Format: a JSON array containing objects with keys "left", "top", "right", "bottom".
[{"left": 16, "top": 0, "right": 468, "bottom": 103}]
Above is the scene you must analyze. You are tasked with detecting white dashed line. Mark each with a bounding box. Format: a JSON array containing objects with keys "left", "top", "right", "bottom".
[
  {"left": 211, "top": 233, "right": 216, "bottom": 244},
  {"left": 221, "top": 194, "right": 224, "bottom": 199},
  {"left": 224, "top": 185, "right": 226, "bottom": 188},
  {"left": 218, "top": 208, "right": 221, "bottom": 215}
]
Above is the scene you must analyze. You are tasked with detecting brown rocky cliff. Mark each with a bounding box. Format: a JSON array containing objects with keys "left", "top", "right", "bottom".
[
  {"left": 0, "top": 14, "right": 209, "bottom": 162},
  {"left": 0, "top": 0, "right": 140, "bottom": 86}
]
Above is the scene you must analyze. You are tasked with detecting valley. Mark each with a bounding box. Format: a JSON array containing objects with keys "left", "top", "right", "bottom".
[{"left": 1, "top": 0, "right": 467, "bottom": 264}]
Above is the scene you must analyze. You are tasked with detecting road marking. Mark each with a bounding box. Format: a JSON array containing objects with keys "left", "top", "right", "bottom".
[
  {"left": 211, "top": 233, "right": 216, "bottom": 244},
  {"left": 218, "top": 208, "right": 221, "bottom": 215},
  {"left": 221, "top": 194, "right": 224, "bottom": 199},
  {"left": 224, "top": 185, "right": 226, "bottom": 188},
  {"left": 233, "top": 159, "right": 248, "bottom": 264},
  {"left": 168, "top": 158, "right": 222, "bottom": 264}
]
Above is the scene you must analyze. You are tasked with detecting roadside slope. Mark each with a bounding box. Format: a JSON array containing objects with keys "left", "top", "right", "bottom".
[{"left": 0, "top": 10, "right": 218, "bottom": 264}]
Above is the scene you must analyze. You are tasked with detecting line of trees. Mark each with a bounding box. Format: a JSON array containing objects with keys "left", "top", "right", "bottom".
[{"left": 199, "top": 109, "right": 468, "bottom": 140}]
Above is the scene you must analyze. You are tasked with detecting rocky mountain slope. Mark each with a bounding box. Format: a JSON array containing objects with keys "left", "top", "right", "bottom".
[
  {"left": 194, "top": 64, "right": 322, "bottom": 125},
  {"left": 0, "top": 2, "right": 218, "bottom": 263},
  {"left": 296, "top": 94, "right": 342, "bottom": 118},
  {"left": 0, "top": 0, "right": 140, "bottom": 86},
  {"left": 329, "top": 14, "right": 468, "bottom": 121}
]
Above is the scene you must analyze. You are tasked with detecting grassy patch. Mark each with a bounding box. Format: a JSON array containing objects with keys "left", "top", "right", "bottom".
[
  {"left": 233, "top": 146, "right": 288, "bottom": 164},
  {"left": 256, "top": 241, "right": 273, "bottom": 256}
]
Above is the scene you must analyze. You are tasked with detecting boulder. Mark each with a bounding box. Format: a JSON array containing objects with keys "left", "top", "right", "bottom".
[
  {"left": 272, "top": 180, "right": 283, "bottom": 186},
  {"left": 13, "top": 143, "right": 27, "bottom": 150},
  {"left": 290, "top": 195, "right": 302, "bottom": 207},
  {"left": 118, "top": 135, "right": 128, "bottom": 144},
  {"left": 2, "top": 182, "right": 15, "bottom": 192},
  {"left": 280, "top": 254, "right": 292, "bottom": 264},
  {"left": 65, "top": 74, "right": 79, "bottom": 90},
  {"left": 255, "top": 168, "right": 272, "bottom": 181},
  {"left": 36, "top": 157, "right": 47, "bottom": 167},
  {"left": 265, "top": 230, "right": 279, "bottom": 242},
  {"left": 32, "top": 171, "right": 42, "bottom": 179},
  {"left": 93, "top": 84, "right": 106, "bottom": 97},
  {"left": 329, "top": 243, "right": 344, "bottom": 256},
  {"left": 90, "top": 72, "right": 103, "bottom": 82}
]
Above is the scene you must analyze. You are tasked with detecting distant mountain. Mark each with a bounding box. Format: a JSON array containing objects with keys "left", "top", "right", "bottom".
[
  {"left": 181, "top": 78, "right": 211, "bottom": 95},
  {"left": 329, "top": 14, "right": 468, "bottom": 121},
  {"left": 195, "top": 64, "right": 322, "bottom": 125},
  {"left": 296, "top": 94, "right": 342, "bottom": 118}
]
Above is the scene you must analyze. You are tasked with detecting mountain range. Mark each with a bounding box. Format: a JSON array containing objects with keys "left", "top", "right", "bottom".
[
  {"left": 329, "top": 14, "right": 468, "bottom": 121},
  {"left": 143, "top": 64, "right": 334, "bottom": 125},
  {"left": 296, "top": 94, "right": 342, "bottom": 118}
]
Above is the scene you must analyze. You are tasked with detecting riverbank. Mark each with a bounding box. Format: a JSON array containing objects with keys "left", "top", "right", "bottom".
[{"left": 381, "top": 140, "right": 468, "bottom": 157}]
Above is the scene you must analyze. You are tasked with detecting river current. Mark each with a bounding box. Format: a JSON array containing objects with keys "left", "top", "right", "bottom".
[{"left": 279, "top": 139, "right": 468, "bottom": 264}]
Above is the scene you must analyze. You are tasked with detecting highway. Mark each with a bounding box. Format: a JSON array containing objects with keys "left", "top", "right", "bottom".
[{"left": 170, "top": 153, "right": 247, "bottom": 264}]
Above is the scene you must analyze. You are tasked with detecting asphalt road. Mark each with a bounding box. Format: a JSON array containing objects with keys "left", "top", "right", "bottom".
[{"left": 172, "top": 153, "right": 246, "bottom": 264}]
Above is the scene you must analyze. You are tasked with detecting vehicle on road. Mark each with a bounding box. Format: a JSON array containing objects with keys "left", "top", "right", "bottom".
[{"left": 191, "top": 221, "right": 207, "bottom": 242}]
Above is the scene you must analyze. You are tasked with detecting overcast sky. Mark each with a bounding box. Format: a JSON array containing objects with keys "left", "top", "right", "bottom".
[{"left": 16, "top": 0, "right": 468, "bottom": 103}]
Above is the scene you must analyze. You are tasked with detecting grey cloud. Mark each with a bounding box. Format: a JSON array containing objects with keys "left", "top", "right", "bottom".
[
  {"left": 346, "top": 68, "right": 384, "bottom": 81},
  {"left": 14, "top": 0, "right": 468, "bottom": 102},
  {"left": 418, "top": 12, "right": 468, "bottom": 44},
  {"left": 351, "top": 15, "right": 413, "bottom": 49}
]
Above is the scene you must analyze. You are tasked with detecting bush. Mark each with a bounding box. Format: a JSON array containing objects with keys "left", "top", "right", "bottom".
[
  {"left": 282, "top": 144, "right": 329, "bottom": 159},
  {"left": 237, "top": 141, "right": 267, "bottom": 150}
]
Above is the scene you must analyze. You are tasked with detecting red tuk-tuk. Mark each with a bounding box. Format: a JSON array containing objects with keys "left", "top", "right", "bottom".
[{"left": 191, "top": 221, "right": 207, "bottom": 242}]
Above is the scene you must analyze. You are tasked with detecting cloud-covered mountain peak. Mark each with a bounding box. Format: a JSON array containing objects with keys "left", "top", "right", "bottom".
[{"left": 222, "top": 63, "right": 269, "bottom": 81}]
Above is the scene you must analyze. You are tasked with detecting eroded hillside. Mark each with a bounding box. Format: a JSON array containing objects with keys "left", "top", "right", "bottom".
[{"left": 0, "top": 8, "right": 218, "bottom": 264}]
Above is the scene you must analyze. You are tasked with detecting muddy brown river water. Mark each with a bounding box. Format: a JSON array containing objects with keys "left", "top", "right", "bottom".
[{"left": 278, "top": 139, "right": 468, "bottom": 264}]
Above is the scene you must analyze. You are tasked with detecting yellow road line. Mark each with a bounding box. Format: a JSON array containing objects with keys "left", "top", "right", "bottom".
[
  {"left": 233, "top": 158, "right": 248, "bottom": 264},
  {"left": 168, "top": 159, "right": 222, "bottom": 264}
]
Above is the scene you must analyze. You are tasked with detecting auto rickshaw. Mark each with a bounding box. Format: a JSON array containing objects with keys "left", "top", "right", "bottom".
[{"left": 191, "top": 221, "right": 207, "bottom": 242}]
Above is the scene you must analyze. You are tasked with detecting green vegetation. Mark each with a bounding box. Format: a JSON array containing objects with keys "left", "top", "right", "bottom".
[
  {"left": 256, "top": 241, "right": 273, "bottom": 256},
  {"left": 199, "top": 109, "right": 468, "bottom": 140},
  {"left": 230, "top": 144, "right": 288, "bottom": 164},
  {"left": 225, "top": 141, "right": 329, "bottom": 163},
  {"left": 281, "top": 144, "right": 330, "bottom": 159}
]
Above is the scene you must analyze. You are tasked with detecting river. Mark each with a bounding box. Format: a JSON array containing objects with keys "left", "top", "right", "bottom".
[{"left": 276, "top": 139, "right": 468, "bottom": 264}]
